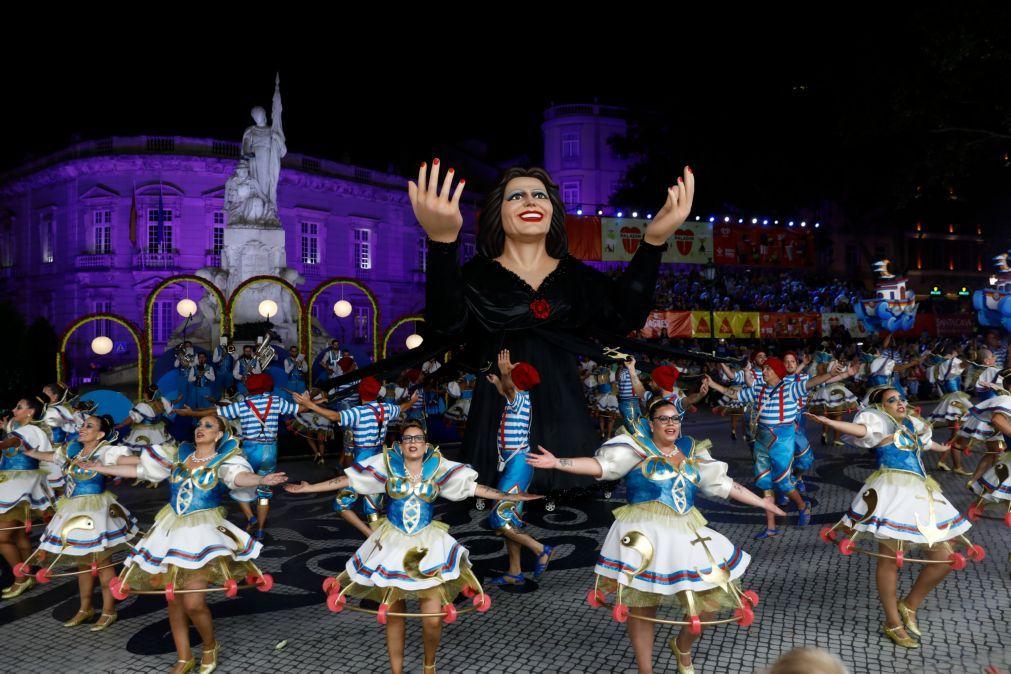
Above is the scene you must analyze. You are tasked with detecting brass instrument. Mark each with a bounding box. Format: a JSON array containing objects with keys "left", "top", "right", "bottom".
[
  {"left": 253, "top": 332, "right": 277, "bottom": 371},
  {"left": 174, "top": 344, "right": 195, "bottom": 368}
]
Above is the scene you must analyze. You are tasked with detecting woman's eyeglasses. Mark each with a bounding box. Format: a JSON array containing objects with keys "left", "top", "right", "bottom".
[
  {"left": 652, "top": 415, "right": 682, "bottom": 425},
  {"left": 402, "top": 435, "right": 426, "bottom": 443}
]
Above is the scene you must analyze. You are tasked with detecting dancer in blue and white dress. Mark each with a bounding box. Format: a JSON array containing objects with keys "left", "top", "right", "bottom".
[
  {"left": 528, "top": 397, "right": 783, "bottom": 674},
  {"left": 807, "top": 350, "right": 858, "bottom": 446},
  {"left": 0, "top": 398, "right": 55, "bottom": 599},
  {"left": 41, "top": 382, "right": 87, "bottom": 492},
  {"left": 86, "top": 415, "right": 287, "bottom": 674},
  {"left": 20, "top": 414, "right": 138, "bottom": 631},
  {"left": 288, "top": 387, "right": 335, "bottom": 465},
  {"left": 928, "top": 346, "right": 973, "bottom": 475},
  {"left": 807, "top": 388, "right": 982, "bottom": 649},
  {"left": 286, "top": 419, "right": 535, "bottom": 674},
  {"left": 959, "top": 390, "right": 1011, "bottom": 524}
]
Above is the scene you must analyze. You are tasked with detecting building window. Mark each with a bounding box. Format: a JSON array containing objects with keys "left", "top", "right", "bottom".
[
  {"left": 561, "top": 132, "right": 580, "bottom": 159},
  {"left": 211, "top": 226, "right": 225, "bottom": 255},
  {"left": 310, "top": 303, "right": 320, "bottom": 321},
  {"left": 93, "top": 209, "right": 112, "bottom": 254},
  {"left": 562, "top": 181, "right": 581, "bottom": 208},
  {"left": 40, "top": 213, "right": 55, "bottom": 263},
  {"left": 146, "top": 208, "right": 173, "bottom": 253},
  {"left": 354, "top": 306, "right": 370, "bottom": 341},
  {"left": 93, "top": 301, "right": 112, "bottom": 338},
  {"left": 152, "top": 300, "right": 174, "bottom": 343},
  {"left": 301, "top": 221, "right": 320, "bottom": 265},
  {"left": 354, "top": 228, "right": 372, "bottom": 270},
  {"left": 417, "top": 237, "right": 428, "bottom": 272},
  {"left": 213, "top": 211, "right": 225, "bottom": 225}
]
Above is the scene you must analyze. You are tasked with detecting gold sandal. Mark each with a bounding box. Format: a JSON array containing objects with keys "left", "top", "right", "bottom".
[
  {"left": 897, "top": 601, "right": 921, "bottom": 637},
  {"left": 2, "top": 577, "right": 35, "bottom": 599},
  {"left": 882, "top": 622, "right": 918, "bottom": 648},
  {"left": 423, "top": 664, "right": 436, "bottom": 672},
  {"left": 199, "top": 641, "right": 220, "bottom": 674},
  {"left": 171, "top": 659, "right": 196, "bottom": 674},
  {"left": 667, "top": 634, "right": 696, "bottom": 674},
  {"left": 63, "top": 608, "right": 95, "bottom": 627},
  {"left": 90, "top": 612, "right": 118, "bottom": 632}
]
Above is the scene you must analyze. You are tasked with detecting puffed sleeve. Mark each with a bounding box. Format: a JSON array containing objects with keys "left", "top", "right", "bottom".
[
  {"left": 42, "top": 407, "right": 62, "bottom": 429},
  {"left": 593, "top": 438, "right": 644, "bottom": 481},
  {"left": 844, "top": 409, "right": 891, "bottom": 448},
  {"left": 100, "top": 444, "right": 135, "bottom": 466},
  {"left": 435, "top": 460, "right": 479, "bottom": 501},
  {"left": 693, "top": 441, "right": 733, "bottom": 499},
  {"left": 217, "top": 453, "right": 258, "bottom": 502},
  {"left": 345, "top": 453, "right": 388, "bottom": 496},
  {"left": 12, "top": 425, "right": 51, "bottom": 453},
  {"left": 134, "top": 443, "right": 177, "bottom": 483}
]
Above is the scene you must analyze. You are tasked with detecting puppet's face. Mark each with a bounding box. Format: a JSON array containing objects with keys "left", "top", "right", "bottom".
[{"left": 501, "top": 177, "right": 552, "bottom": 243}]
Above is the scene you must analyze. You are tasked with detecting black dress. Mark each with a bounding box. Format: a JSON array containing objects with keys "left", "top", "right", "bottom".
[{"left": 425, "top": 238, "right": 664, "bottom": 492}]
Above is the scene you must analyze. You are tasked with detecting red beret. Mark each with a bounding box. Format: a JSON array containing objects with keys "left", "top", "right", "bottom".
[
  {"left": 511, "top": 362, "right": 541, "bottom": 391},
  {"left": 405, "top": 368, "right": 423, "bottom": 382},
  {"left": 246, "top": 373, "right": 274, "bottom": 395},
  {"left": 338, "top": 356, "right": 355, "bottom": 372},
  {"left": 358, "top": 376, "right": 381, "bottom": 402},
  {"left": 764, "top": 357, "right": 787, "bottom": 379},
  {"left": 650, "top": 365, "right": 680, "bottom": 392}
]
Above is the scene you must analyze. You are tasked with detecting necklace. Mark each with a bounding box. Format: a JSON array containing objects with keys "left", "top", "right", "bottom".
[
  {"left": 190, "top": 452, "right": 216, "bottom": 464},
  {"left": 405, "top": 464, "right": 423, "bottom": 483}
]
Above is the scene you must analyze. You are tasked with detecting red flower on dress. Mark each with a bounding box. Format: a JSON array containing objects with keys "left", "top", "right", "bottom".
[{"left": 529, "top": 298, "right": 551, "bottom": 319}]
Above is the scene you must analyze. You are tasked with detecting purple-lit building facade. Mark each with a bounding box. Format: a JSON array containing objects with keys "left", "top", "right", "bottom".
[{"left": 0, "top": 136, "right": 480, "bottom": 379}]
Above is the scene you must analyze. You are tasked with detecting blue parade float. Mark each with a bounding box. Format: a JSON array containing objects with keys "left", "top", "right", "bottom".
[
  {"left": 973, "top": 251, "right": 1011, "bottom": 331},
  {"left": 853, "top": 260, "right": 919, "bottom": 334}
]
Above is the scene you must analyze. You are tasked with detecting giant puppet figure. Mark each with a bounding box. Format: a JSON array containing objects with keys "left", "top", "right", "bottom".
[
  {"left": 974, "top": 251, "right": 1011, "bottom": 332},
  {"left": 411, "top": 161, "right": 695, "bottom": 490},
  {"left": 854, "top": 260, "right": 919, "bottom": 334}
]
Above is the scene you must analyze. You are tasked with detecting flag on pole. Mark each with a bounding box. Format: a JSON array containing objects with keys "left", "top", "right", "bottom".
[
  {"left": 128, "top": 187, "right": 137, "bottom": 245},
  {"left": 155, "top": 182, "right": 165, "bottom": 252}
]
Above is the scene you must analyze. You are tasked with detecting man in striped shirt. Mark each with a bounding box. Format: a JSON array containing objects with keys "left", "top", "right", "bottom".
[
  {"left": 484, "top": 349, "right": 554, "bottom": 586},
  {"left": 706, "top": 357, "right": 856, "bottom": 538},
  {"left": 721, "top": 350, "right": 767, "bottom": 447},
  {"left": 178, "top": 373, "right": 299, "bottom": 539},
  {"left": 294, "top": 376, "right": 418, "bottom": 539}
]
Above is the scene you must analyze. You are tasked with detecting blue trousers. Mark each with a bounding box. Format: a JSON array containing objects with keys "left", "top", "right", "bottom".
[
  {"left": 754, "top": 423, "right": 796, "bottom": 494},
  {"left": 486, "top": 448, "right": 533, "bottom": 530},
  {"left": 618, "top": 398, "right": 640, "bottom": 426},
  {"left": 242, "top": 441, "right": 277, "bottom": 500},
  {"left": 793, "top": 413, "right": 813, "bottom": 473},
  {"left": 333, "top": 445, "right": 385, "bottom": 518}
]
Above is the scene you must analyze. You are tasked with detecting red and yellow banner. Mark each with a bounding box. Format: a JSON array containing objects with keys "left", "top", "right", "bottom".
[
  {"left": 759, "top": 312, "right": 821, "bottom": 339},
  {"left": 713, "top": 311, "right": 761, "bottom": 338}
]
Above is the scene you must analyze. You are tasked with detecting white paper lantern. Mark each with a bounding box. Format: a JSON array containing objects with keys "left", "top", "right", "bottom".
[
  {"left": 91, "top": 336, "right": 113, "bottom": 355},
  {"left": 176, "top": 298, "right": 198, "bottom": 318},
  {"left": 258, "top": 300, "right": 278, "bottom": 319},
  {"left": 333, "top": 300, "right": 353, "bottom": 318},
  {"left": 405, "top": 333, "right": 424, "bottom": 349}
]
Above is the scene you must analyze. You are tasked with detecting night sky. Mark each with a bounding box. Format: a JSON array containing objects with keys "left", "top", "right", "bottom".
[{"left": 3, "top": 9, "right": 1009, "bottom": 221}]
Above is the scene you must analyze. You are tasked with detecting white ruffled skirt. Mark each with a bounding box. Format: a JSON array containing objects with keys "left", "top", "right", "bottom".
[
  {"left": 594, "top": 503, "right": 750, "bottom": 606},
  {"left": 841, "top": 469, "right": 971, "bottom": 544},
  {"left": 971, "top": 452, "right": 1011, "bottom": 504},
  {"left": 340, "top": 520, "right": 473, "bottom": 601},
  {"left": 37, "top": 491, "right": 138, "bottom": 556},
  {"left": 929, "top": 391, "right": 972, "bottom": 424},
  {"left": 0, "top": 469, "right": 53, "bottom": 516}
]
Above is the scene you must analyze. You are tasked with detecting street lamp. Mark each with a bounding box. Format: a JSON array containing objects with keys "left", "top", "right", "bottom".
[
  {"left": 258, "top": 300, "right": 278, "bottom": 320},
  {"left": 333, "top": 300, "right": 353, "bottom": 318},
  {"left": 176, "top": 299, "right": 197, "bottom": 318},
  {"left": 91, "top": 336, "right": 113, "bottom": 355}
]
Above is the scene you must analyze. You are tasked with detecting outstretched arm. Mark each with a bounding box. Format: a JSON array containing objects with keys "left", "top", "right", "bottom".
[
  {"left": 728, "top": 482, "right": 786, "bottom": 516},
  {"left": 496, "top": 349, "right": 518, "bottom": 401},
  {"left": 683, "top": 380, "right": 710, "bottom": 406},
  {"left": 703, "top": 374, "right": 732, "bottom": 397},
  {"left": 526, "top": 445, "right": 604, "bottom": 478},
  {"left": 175, "top": 405, "right": 218, "bottom": 418},
  {"left": 804, "top": 412, "right": 867, "bottom": 438},
  {"left": 292, "top": 391, "right": 341, "bottom": 422},
  {"left": 284, "top": 475, "right": 350, "bottom": 494},
  {"left": 234, "top": 471, "right": 287, "bottom": 489},
  {"left": 473, "top": 484, "right": 541, "bottom": 501}
]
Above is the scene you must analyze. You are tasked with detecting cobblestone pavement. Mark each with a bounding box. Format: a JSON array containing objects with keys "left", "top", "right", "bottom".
[{"left": 0, "top": 408, "right": 1008, "bottom": 674}]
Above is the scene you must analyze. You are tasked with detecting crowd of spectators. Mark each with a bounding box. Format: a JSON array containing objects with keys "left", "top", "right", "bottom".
[{"left": 645, "top": 268, "right": 865, "bottom": 313}]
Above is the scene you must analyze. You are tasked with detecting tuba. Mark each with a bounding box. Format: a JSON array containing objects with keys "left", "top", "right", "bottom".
[
  {"left": 174, "top": 344, "right": 194, "bottom": 368},
  {"left": 253, "top": 332, "right": 277, "bottom": 371}
]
